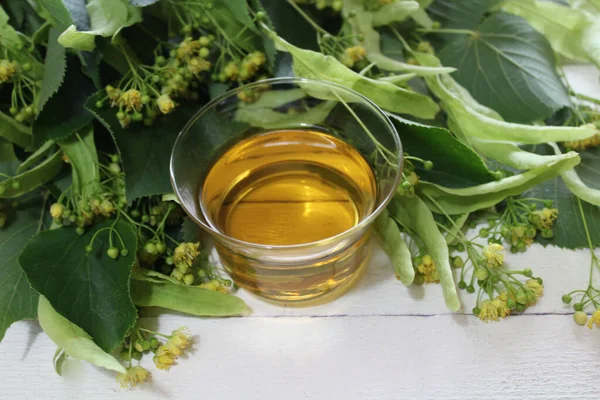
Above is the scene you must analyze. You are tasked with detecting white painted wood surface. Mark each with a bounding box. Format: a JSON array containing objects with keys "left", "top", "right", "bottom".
[{"left": 1, "top": 66, "right": 600, "bottom": 400}]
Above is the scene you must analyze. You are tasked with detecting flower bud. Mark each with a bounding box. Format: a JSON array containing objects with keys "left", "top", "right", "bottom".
[
  {"left": 573, "top": 311, "right": 588, "bottom": 326},
  {"left": 50, "top": 203, "right": 65, "bottom": 219}
]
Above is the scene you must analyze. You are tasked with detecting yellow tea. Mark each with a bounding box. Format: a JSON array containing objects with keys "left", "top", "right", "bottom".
[
  {"left": 199, "top": 129, "right": 377, "bottom": 302},
  {"left": 201, "top": 129, "right": 377, "bottom": 245}
]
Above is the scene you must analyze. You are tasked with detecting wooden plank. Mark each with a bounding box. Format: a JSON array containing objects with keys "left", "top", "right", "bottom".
[{"left": 1, "top": 314, "right": 598, "bottom": 399}]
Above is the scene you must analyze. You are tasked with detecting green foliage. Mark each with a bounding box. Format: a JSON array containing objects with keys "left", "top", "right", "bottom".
[
  {"left": 419, "top": 152, "right": 581, "bottom": 214},
  {"left": 415, "top": 52, "right": 596, "bottom": 144},
  {"left": 0, "top": 199, "right": 41, "bottom": 341},
  {"left": 270, "top": 32, "right": 440, "bottom": 119},
  {"left": 58, "top": 129, "right": 100, "bottom": 200},
  {"left": 374, "top": 209, "right": 415, "bottom": 285},
  {"left": 130, "top": 279, "right": 251, "bottom": 316},
  {"left": 86, "top": 92, "right": 199, "bottom": 202},
  {"left": 57, "top": 0, "right": 142, "bottom": 51},
  {"left": 439, "top": 13, "right": 571, "bottom": 123},
  {"left": 429, "top": 0, "right": 501, "bottom": 29},
  {"left": 38, "top": 27, "right": 67, "bottom": 112},
  {"left": 389, "top": 114, "right": 496, "bottom": 188},
  {"left": 33, "top": 58, "right": 95, "bottom": 146},
  {"left": 38, "top": 296, "right": 126, "bottom": 374},
  {"left": 390, "top": 195, "right": 460, "bottom": 311},
  {"left": 0, "top": 150, "right": 63, "bottom": 199},
  {"left": 20, "top": 220, "right": 138, "bottom": 352},
  {"left": 503, "top": 0, "right": 600, "bottom": 69},
  {"left": 0, "top": 112, "right": 32, "bottom": 149}
]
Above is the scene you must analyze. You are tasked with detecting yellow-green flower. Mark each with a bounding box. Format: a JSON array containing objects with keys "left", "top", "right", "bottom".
[
  {"left": 116, "top": 366, "right": 150, "bottom": 389},
  {"left": 492, "top": 298, "right": 510, "bottom": 319},
  {"left": 483, "top": 243, "right": 505, "bottom": 267},
  {"left": 478, "top": 299, "right": 499, "bottom": 322},
  {"left": 417, "top": 254, "right": 439, "bottom": 284},
  {"left": 173, "top": 242, "right": 200, "bottom": 266},
  {"left": 525, "top": 279, "right": 543, "bottom": 300},
  {"left": 153, "top": 347, "right": 177, "bottom": 370},
  {"left": 120, "top": 89, "right": 142, "bottom": 112},
  {"left": 50, "top": 203, "right": 64, "bottom": 219},
  {"left": 156, "top": 94, "right": 175, "bottom": 114},
  {"left": 587, "top": 309, "right": 600, "bottom": 329},
  {"left": 0, "top": 60, "right": 17, "bottom": 83}
]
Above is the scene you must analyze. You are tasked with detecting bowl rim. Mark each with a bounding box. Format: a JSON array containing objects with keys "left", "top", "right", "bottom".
[{"left": 170, "top": 76, "right": 403, "bottom": 250}]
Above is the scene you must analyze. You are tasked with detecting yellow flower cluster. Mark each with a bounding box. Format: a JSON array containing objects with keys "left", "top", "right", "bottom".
[
  {"left": 173, "top": 242, "right": 200, "bottom": 266},
  {"left": 483, "top": 244, "right": 505, "bottom": 268},
  {"left": 198, "top": 279, "right": 229, "bottom": 293},
  {"left": 0, "top": 60, "right": 17, "bottom": 83},
  {"left": 116, "top": 366, "right": 150, "bottom": 389},
  {"left": 220, "top": 51, "right": 267, "bottom": 82},
  {"left": 531, "top": 208, "right": 558, "bottom": 230},
  {"left": 417, "top": 255, "right": 439, "bottom": 283},
  {"left": 479, "top": 294, "right": 511, "bottom": 322},
  {"left": 153, "top": 327, "right": 192, "bottom": 370},
  {"left": 564, "top": 133, "right": 600, "bottom": 151},
  {"left": 120, "top": 89, "right": 143, "bottom": 112}
]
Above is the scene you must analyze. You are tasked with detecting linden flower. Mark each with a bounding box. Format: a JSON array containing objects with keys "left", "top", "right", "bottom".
[
  {"left": 587, "top": 309, "right": 600, "bottom": 329},
  {"left": 50, "top": 203, "right": 64, "bottom": 219},
  {"left": 532, "top": 208, "right": 559, "bottom": 229},
  {"left": 0, "top": 60, "right": 17, "bottom": 83},
  {"left": 564, "top": 133, "right": 600, "bottom": 151},
  {"left": 478, "top": 299, "right": 499, "bottom": 322},
  {"left": 106, "top": 85, "right": 122, "bottom": 106},
  {"left": 417, "top": 255, "right": 439, "bottom": 284},
  {"left": 223, "top": 61, "right": 239, "bottom": 80},
  {"left": 156, "top": 94, "right": 175, "bottom": 114},
  {"left": 345, "top": 46, "right": 367, "bottom": 62},
  {"left": 169, "top": 327, "right": 191, "bottom": 350},
  {"left": 492, "top": 298, "right": 511, "bottom": 319},
  {"left": 120, "top": 89, "right": 143, "bottom": 112},
  {"left": 176, "top": 38, "right": 202, "bottom": 60},
  {"left": 153, "top": 347, "right": 177, "bottom": 370},
  {"left": 173, "top": 242, "right": 200, "bottom": 266},
  {"left": 483, "top": 243, "right": 505, "bottom": 268},
  {"left": 525, "top": 279, "right": 543, "bottom": 300},
  {"left": 187, "top": 57, "right": 211, "bottom": 74},
  {"left": 116, "top": 366, "right": 150, "bottom": 389}
]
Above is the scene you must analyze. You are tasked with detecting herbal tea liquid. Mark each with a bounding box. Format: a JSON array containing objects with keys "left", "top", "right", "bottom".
[{"left": 200, "top": 129, "right": 377, "bottom": 301}]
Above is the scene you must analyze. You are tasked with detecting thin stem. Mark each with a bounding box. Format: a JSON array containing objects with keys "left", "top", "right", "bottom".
[
  {"left": 286, "top": 0, "right": 330, "bottom": 36},
  {"left": 418, "top": 28, "right": 476, "bottom": 35}
]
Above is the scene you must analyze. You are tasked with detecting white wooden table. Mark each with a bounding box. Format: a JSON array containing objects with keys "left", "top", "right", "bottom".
[{"left": 1, "top": 66, "right": 599, "bottom": 400}]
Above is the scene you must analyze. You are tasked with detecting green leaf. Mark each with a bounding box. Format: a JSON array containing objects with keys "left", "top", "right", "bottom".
[
  {"left": 38, "top": 296, "right": 126, "bottom": 374},
  {"left": 38, "top": 0, "right": 75, "bottom": 30},
  {"left": 257, "top": 0, "right": 320, "bottom": 51},
  {"left": 419, "top": 151, "right": 581, "bottom": 214},
  {"left": 344, "top": 0, "right": 456, "bottom": 76},
  {"left": 0, "top": 199, "right": 41, "bottom": 342},
  {"left": 389, "top": 195, "right": 460, "bottom": 311},
  {"left": 270, "top": 32, "right": 440, "bottom": 119},
  {"left": 0, "top": 112, "right": 32, "bottom": 149},
  {"left": 0, "top": 8, "right": 43, "bottom": 79},
  {"left": 58, "top": 0, "right": 142, "bottom": 51},
  {"left": 527, "top": 176, "right": 600, "bottom": 249},
  {"left": 20, "top": 220, "right": 138, "bottom": 352},
  {"left": 33, "top": 57, "right": 95, "bottom": 145},
  {"left": 374, "top": 209, "right": 414, "bottom": 285},
  {"left": 58, "top": 129, "right": 100, "bottom": 200},
  {"left": 210, "top": 1, "right": 261, "bottom": 52},
  {"left": 371, "top": 1, "right": 419, "bottom": 26},
  {"left": 38, "top": 27, "right": 67, "bottom": 113},
  {"left": 0, "top": 6, "right": 23, "bottom": 46},
  {"left": 85, "top": 92, "right": 198, "bottom": 202},
  {"left": 429, "top": 0, "right": 502, "bottom": 29},
  {"left": 181, "top": 217, "right": 202, "bottom": 243},
  {"left": 503, "top": 0, "right": 600, "bottom": 68},
  {"left": 388, "top": 114, "right": 496, "bottom": 188},
  {"left": 130, "top": 279, "right": 250, "bottom": 316},
  {"left": 0, "top": 151, "right": 63, "bottom": 199},
  {"left": 438, "top": 12, "right": 571, "bottom": 123},
  {"left": 415, "top": 52, "right": 597, "bottom": 144}
]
